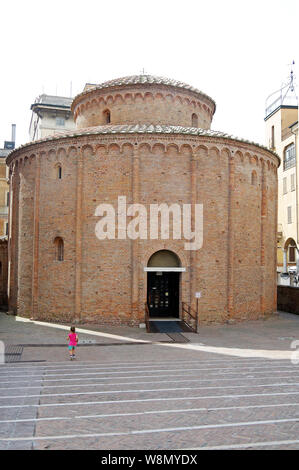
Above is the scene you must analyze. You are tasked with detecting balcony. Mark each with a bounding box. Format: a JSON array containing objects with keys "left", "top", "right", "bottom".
[
  {"left": 283, "top": 142, "right": 296, "bottom": 171},
  {"left": 283, "top": 156, "right": 296, "bottom": 171}
]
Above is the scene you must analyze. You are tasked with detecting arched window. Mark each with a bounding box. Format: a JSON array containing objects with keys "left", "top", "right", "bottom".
[
  {"left": 57, "top": 165, "right": 62, "bottom": 179},
  {"left": 103, "top": 109, "right": 111, "bottom": 124},
  {"left": 289, "top": 244, "right": 296, "bottom": 263},
  {"left": 192, "top": 113, "right": 198, "bottom": 127},
  {"left": 54, "top": 237, "right": 64, "bottom": 261},
  {"left": 285, "top": 239, "right": 297, "bottom": 263},
  {"left": 251, "top": 170, "right": 257, "bottom": 185}
]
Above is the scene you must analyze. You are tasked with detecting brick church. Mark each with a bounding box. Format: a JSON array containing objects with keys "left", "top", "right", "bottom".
[{"left": 6, "top": 75, "right": 279, "bottom": 327}]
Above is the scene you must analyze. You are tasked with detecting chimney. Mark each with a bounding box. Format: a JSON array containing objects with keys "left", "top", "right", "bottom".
[
  {"left": 4, "top": 124, "right": 16, "bottom": 150},
  {"left": 11, "top": 124, "right": 16, "bottom": 144}
]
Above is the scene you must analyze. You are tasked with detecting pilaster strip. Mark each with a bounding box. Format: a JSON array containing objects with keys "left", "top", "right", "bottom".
[
  {"left": 260, "top": 161, "right": 266, "bottom": 313},
  {"left": 8, "top": 163, "right": 19, "bottom": 313},
  {"left": 131, "top": 147, "right": 140, "bottom": 320},
  {"left": 75, "top": 148, "right": 83, "bottom": 320},
  {"left": 31, "top": 154, "right": 41, "bottom": 318},
  {"left": 190, "top": 151, "right": 198, "bottom": 310},
  {"left": 227, "top": 153, "right": 235, "bottom": 317}
]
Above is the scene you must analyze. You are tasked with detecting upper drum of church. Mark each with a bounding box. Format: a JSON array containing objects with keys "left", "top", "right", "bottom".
[{"left": 71, "top": 75, "right": 216, "bottom": 130}]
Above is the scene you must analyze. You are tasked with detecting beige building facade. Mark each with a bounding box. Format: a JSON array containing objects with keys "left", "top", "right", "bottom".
[
  {"left": 265, "top": 85, "right": 298, "bottom": 281},
  {"left": 0, "top": 128, "right": 13, "bottom": 307},
  {"left": 0, "top": 149, "right": 9, "bottom": 237}
]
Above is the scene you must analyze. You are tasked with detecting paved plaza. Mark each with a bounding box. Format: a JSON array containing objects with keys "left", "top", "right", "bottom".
[{"left": 1, "top": 312, "right": 299, "bottom": 450}]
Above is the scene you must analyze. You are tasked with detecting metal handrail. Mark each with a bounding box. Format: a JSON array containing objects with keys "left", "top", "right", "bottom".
[
  {"left": 182, "top": 301, "right": 198, "bottom": 333},
  {"left": 145, "top": 302, "right": 150, "bottom": 332},
  {"left": 283, "top": 156, "right": 296, "bottom": 171}
]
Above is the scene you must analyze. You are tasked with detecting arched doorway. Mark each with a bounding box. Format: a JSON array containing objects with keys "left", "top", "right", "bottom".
[{"left": 146, "top": 250, "right": 181, "bottom": 318}]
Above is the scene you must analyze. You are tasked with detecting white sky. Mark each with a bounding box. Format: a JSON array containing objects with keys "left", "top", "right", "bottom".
[{"left": 0, "top": 0, "right": 298, "bottom": 149}]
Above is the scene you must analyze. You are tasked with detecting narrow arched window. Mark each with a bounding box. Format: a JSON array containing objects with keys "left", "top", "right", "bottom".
[
  {"left": 192, "top": 113, "right": 198, "bottom": 127},
  {"left": 103, "top": 109, "right": 111, "bottom": 124},
  {"left": 58, "top": 165, "right": 62, "bottom": 179},
  {"left": 271, "top": 125, "right": 275, "bottom": 149},
  {"left": 251, "top": 170, "right": 257, "bottom": 185},
  {"left": 54, "top": 237, "right": 64, "bottom": 261},
  {"left": 289, "top": 245, "right": 296, "bottom": 262}
]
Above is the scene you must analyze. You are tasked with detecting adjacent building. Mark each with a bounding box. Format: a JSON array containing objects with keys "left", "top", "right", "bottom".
[
  {"left": 265, "top": 71, "right": 299, "bottom": 283},
  {"left": 0, "top": 125, "right": 14, "bottom": 307},
  {"left": 29, "top": 94, "right": 75, "bottom": 141},
  {"left": 0, "top": 124, "right": 15, "bottom": 237},
  {"left": 0, "top": 149, "right": 9, "bottom": 238}
]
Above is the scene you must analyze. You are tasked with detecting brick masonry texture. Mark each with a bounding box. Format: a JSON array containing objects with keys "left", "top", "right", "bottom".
[
  {"left": 6, "top": 77, "right": 280, "bottom": 326},
  {"left": 72, "top": 86, "right": 214, "bottom": 130}
]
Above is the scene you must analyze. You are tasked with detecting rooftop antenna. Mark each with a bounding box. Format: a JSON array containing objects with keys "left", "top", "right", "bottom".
[
  {"left": 281, "top": 60, "right": 298, "bottom": 104},
  {"left": 289, "top": 60, "right": 295, "bottom": 92},
  {"left": 265, "top": 60, "right": 298, "bottom": 117}
]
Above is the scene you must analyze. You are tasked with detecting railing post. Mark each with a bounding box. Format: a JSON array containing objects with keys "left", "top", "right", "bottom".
[{"left": 145, "top": 302, "right": 149, "bottom": 333}]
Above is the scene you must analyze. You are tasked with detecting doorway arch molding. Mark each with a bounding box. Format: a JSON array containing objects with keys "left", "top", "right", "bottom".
[
  {"left": 141, "top": 244, "right": 189, "bottom": 271},
  {"left": 148, "top": 249, "right": 181, "bottom": 268}
]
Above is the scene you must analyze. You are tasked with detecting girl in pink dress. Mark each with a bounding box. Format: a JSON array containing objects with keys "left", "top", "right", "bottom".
[{"left": 67, "top": 326, "right": 78, "bottom": 360}]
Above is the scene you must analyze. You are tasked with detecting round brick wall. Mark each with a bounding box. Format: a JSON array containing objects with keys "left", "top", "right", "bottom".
[
  {"left": 7, "top": 76, "right": 279, "bottom": 326},
  {"left": 72, "top": 76, "right": 215, "bottom": 130}
]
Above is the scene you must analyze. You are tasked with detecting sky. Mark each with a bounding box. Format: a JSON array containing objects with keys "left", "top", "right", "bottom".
[{"left": 0, "top": 0, "right": 298, "bottom": 149}]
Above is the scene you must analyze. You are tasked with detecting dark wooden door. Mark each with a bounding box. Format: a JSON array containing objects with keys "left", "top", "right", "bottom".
[{"left": 147, "top": 272, "right": 179, "bottom": 318}]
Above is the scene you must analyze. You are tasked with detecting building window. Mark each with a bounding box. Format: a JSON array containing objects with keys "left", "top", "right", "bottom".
[
  {"left": 191, "top": 113, "right": 198, "bottom": 127},
  {"left": 103, "top": 109, "right": 111, "bottom": 124},
  {"left": 287, "top": 206, "right": 292, "bottom": 224},
  {"left": 6, "top": 192, "right": 9, "bottom": 206},
  {"left": 291, "top": 173, "right": 295, "bottom": 191},
  {"left": 289, "top": 246, "right": 296, "bottom": 262},
  {"left": 56, "top": 117, "right": 65, "bottom": 126},
  {"left": 251, "top": 171, "right": 257, "bottom": 186},
  {"left": 54, "top": 237, "right": 64, "bottom": 261},
  {"left": 283, "top": 177, "right": 287, "bottom": 194},
  {"left": 271, "top": 126, "right": 275, "bottom": 149},
  {"left": 284, "top": 143, "right": 296, "bottom": 171},
  {"left": 58, "top": 165, "right": 62, "bottom": 179}
]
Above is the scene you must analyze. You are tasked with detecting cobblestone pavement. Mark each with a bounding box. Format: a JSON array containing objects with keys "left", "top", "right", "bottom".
[{"left": 1, "top": 311, "right": 299, "bottom": 450}]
